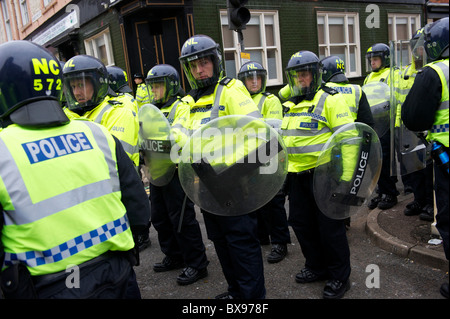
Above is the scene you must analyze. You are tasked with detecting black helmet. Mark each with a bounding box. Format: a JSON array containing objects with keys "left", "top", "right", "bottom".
[
  {"left": 179, "top": 34, "right": 223, "bottom": 89},
  {"left": 285, "top": 51, "right": 323, "bottom": 97},
  {"left": 62, "top": 55, "right": 109, "bottom": 113},
  {"left": 424, "top": 17, "right": 449, "bottom": 63},
  {"left": 366, "top": 43, "right": 390, "bottom": 72},
  {"left": 133, "top": 73, "right": 144, "bottom": 79},
  {"left": 0, "top": 40, "right": 68, "bottom": 127},
  {"left": 237, "top": 61, "right": 267, "bottom": 95},
  {"left": 320, "top": 56, "right": 348, "bottom": 83},
  {"left": 145, "top": 64, "right": 181, "bottom": 104},
  {"left": 107, "top": 66, "right": 132, "bottom": 94}
]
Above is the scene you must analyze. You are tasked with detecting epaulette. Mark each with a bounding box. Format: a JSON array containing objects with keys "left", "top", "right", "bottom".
[
  {"left": 262, "top": 91, "right": 271, "bottom": 97},
  {"left": 321, "top": 85, "right": 339, "bottom": 95},
  {"left": 219, "top": 77, "right": 233, "bottom": 86},
  {"left": 108, "top": 99, "right": 123, "bottom": 106}
]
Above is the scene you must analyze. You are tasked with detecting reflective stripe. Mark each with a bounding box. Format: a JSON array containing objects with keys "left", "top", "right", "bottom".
[
  {"left": 3, "top": 214, "right": 129, "bottom": 268},
  {"left": 287, "top": 143, "right": 326, "bottom": 154},
  {"left": 281, "top": 126, "right": 331, "bottom": 137},
  {"left": 210, "top": 82, "right": 226, "bottom": 120},
  {"left": 93, "top": 103, "right": 113, "bottom": 124},
  {"left": 167, "top": 100, "right": 181, "bottom": 124},
  {"left": 257, "top": 95, "right": 267, "bottom": 112},
  {"left": 0, "top": 121, "right": 120, "bottom": 226},
  {"left": 431, "top": 123, "right": 449, "bottom": 133},
  {"left": 352, "top": 84, "right": 361, "bottom": 109}
]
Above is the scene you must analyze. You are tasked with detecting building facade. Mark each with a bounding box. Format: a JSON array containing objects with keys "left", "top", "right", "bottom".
[{"left": 1, "top": 0, "right": 448, "bottom": 93}]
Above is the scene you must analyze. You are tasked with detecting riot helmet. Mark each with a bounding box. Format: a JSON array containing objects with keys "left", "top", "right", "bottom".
[
  {"left": 0, "top": 40, "right": 68, "bottom": 127},
  {"left": 285, "top": 51, "right": 323, "bottom": 98},
  {"left": 366, "top": 43, "right": 390, "bottom": 72},
  {"left": 423, "top": 17, "right": 449, "bottom": 63},
  {"left": 321, "top": 56, "right": 348, "bottom": 83},
  {"left": 107, "top": 66, "right": 132, "bottom": 94},
  {"left": 237, "top": 61, "right": 267, "bottom": 95},
  {"left": 179, "top": 35, "right": 223, "bottom": 89},
  {"left": 62, "top": 55, "right": 109, "bottom": 113},
  {"left": 145, "top": 64, "right": 180, "bottom": 104}
]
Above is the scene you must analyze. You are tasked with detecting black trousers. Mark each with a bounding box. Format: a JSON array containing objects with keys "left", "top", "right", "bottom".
[
  {"left": 287, "top": 172, "right": 351, "bottom": 282},
  {"left": 150, "top": 171, "right": 208, "bottom": 270},
  {"left": 378, "top": 130, "right": 399, "bottom": 196},
  {"left": 434, "top": 157, "right": 449, "bottom": 260},
  {"left": 255, "top": 190, "right": 291, "bottom": 245},
  {"left": 202, "top": 210, "right": 266, "bottom": 299},
  {"left": 409, "top": 160, "right": 434, "bottom": 206}
]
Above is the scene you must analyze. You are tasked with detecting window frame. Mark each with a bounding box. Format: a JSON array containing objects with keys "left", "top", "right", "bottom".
[
  {"left": 388, "top": 13, "right": 421, "bottom": 67},
  {"left": 317, "top": 11, "right": 361, "bottom": 79},
  {"left": 220, "top": 9, "right": 283, "bottom": 87},
  {"left": 19, "top": 0, "right": 29, "bottom": 26},
  {"left": 1, "top": 0, "right": 13, "bottom": 41},
  {"left": 84, "top": 28, "right": 115, "bottom": 67}
]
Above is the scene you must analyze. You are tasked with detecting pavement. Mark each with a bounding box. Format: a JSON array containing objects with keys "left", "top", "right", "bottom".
[
  {"left": 366, "top": 191, "right": 448, "bottom": 272},
  {"left": 134, "top": 181, "right": 449, "bottom": 304}
]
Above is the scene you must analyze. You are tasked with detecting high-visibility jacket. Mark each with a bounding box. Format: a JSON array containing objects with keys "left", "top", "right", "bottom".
[
  {"left": 427, "top": 59, "right": 449, "bottom": 147},
  {"left": 0, "top": 119, "right": 134, "bottom": 276},
  {"left": 325, "top": 82, "right": 362, "bottom": 121},
  {"left": 109, "top": 93, "right": 139, "bottom": 115},
  {"left": 64, "top": 99, "right": 139, "bottom": 166},
  {"left": 395, "top": 62, "right": 419, "bottom": 127},
  {"left": 363, "top": 67, "right": 391, "bottom": 85},
  {"left": 135, "top": 83, "right": 151, "bottom": 109},
  {"left": 252, "top": 92, "right": 283, "bottom": 120},
  {"left": 281, "top": 88, "right": 355, "bottom": 177},
  {"left": 183, "top": 77, "right": 262, "bottom": 136}
]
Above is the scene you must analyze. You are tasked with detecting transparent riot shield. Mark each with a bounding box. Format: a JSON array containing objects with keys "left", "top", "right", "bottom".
[
  {"left": 313, "top": 123, "right": 382, "bottom": 220},
  {"left": 390, "top": 39, "right": 429, "bottom": 177},
  {"left": 138, "top": 103, "right": 176, "bottom": 186},
  {"left": 178, "top": 115, "right": 288, "bottom": 216},
  {"left": 362, "top": 81, "right": 391, "bottom": 138}
]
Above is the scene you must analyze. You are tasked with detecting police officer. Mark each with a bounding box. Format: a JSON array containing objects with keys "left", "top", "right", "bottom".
[
  {"left": 363, "top": 43, "right": 401, "bottom": 210},
  {"left": 62, "top": 56, "right": 149, "bottom": 250},
  {"left": 402, "top": 17, "right": 449, "bottom": 299},
  {"left": 179, "top": 34, "right": 264, "bottom": 299},
  {"left": 237, "top": 61, "right": 291, "bottom": 263},
  {"left": 397, "top": 29, "right": 434, "bottom": 221},
  {"left": 0, "top": 40, "right": 150, "bottom": 299},
  {"left": 281, "top": 51, "right": 354, "bottom": 299},
  {"left": 145, "top": 64, "right": 209, "bottom": 285},
  {"left": 321, "top": 56, "right": 374, "bottom": 127},
  {"left": 107, "top": 65, "right": 139, "bottom": 115},
  {"left": 134, "top": 73, "right": 151, "bottom": 108}
]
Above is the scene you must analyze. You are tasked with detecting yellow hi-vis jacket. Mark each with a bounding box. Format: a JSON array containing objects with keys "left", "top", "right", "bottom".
[
  {"left": 109, "top": 93, "right": 139, "bottom": 115},
  {"left": 395, "top": 61, "right": 419, "bottom": 127},
  {"left": 0, "top": 119, "right": 134, "bottom": 276},
  {"left": 64, "top": 99, "right": 139, "bottom": 166},
  {"left": 427, "top": 59, "right": 449, "bottom": 147},
  {"left": 363, "top": 67, "right": 391, "bottom": 85},
  {"left": 135, "top": 83, "right": 151, "bottom": 109},
  {"left": 182, "top": 77, "right": 262, "bottom": 139},
  {"left": 325, "top": 82, "right": 362, "bottom": 121},
  {"left": 251, "top": 92, "right": 283, "bottom": 120},
  {"left": 281, "top": 88, "right": 356, "bottom": 178}
]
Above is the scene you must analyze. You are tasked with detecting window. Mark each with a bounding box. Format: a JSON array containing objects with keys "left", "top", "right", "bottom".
[
  {"left": 19, "top": 0, "right": 29, "bottom": 26},
  {"left": 220, "top": 10, "right": 283, "bottom": 86},
  {"left": 43, "top": 0, "right": 53, "bottom": 7},
  {"left": 84, "top": 28, "right": 115, "bottom": 66},
  {"left": 388, "top": 13, "right": 421, "bottom": 67},
  {"left": 317, "top": 12, "right": 361, "bottom": 78},
  {"left": 1, "top": 0, "right": 13, "bottom": 41}
]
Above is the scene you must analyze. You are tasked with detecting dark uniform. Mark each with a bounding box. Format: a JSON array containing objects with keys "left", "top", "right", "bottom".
[{"left": 401, "top": 17, "right": 449, "bottom": 299}]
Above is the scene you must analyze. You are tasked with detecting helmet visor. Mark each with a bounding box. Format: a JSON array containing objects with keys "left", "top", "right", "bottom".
[
  {"left": 147, "top": 80, "right": 168, "bottom": 104},
  {"left": 238, "top": 70, "right": 266, "bottom": 94},
  {"left": 286, "top": 64, "right": 321, "bottom": 97},
  {"left": 411, "top": 33, "right": 426, "bottom": 69},
  {"left": 63, "top": 71, "right": 107, "bottom": 111},
  {"left": 180, "top": 54, "right": 221, "bottom": 90}
]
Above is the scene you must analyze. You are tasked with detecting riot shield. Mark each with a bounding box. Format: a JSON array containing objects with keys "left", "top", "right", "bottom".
[
  {"left": 313, "top": 122, "right": 382, "bottom": 220},
  {"left": 138, "top": 103, "right": 176, "bottom": 186},
  {"left": 362, "top": 81, "right": 391, "bottom": 138},
  {"left": 390, "top": 39, "right": 429, "bottom": 176},
  {"left": 178, "top": 115, "right": 288, "bottom": 216}
]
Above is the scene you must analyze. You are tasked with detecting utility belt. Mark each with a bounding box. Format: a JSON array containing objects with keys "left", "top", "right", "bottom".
[
  {"left": 0, "top": 250, "right": 136, "bottom": 299},
  {"left": 288, "top": 168, "right": 315, "bottom": 176}
]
